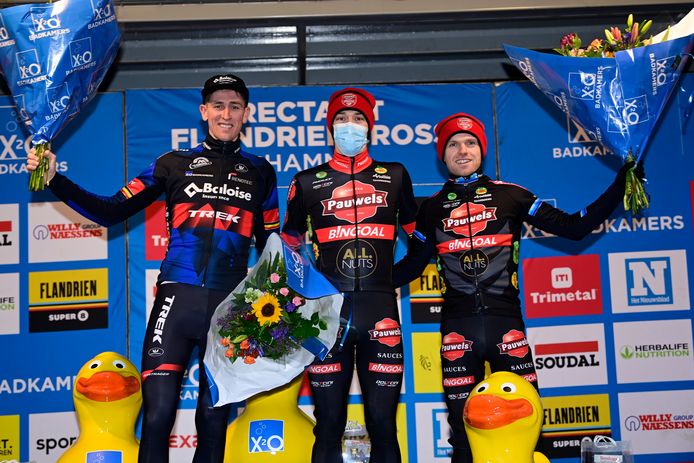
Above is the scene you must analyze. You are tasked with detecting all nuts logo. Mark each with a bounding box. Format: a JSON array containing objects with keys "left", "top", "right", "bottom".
[
  {"left": 321, "top": 181, "right": 388, "bottom": 223},
  {"left": 368, "top": 318, "right": 401, "bottom": 347},
  {"left": 497, "top": 329, "right": 529, "bottom": 358},
  {"left": 441, "top": 332, "right": 473, "bottom": 361},
  {"left": 442, "top": 202, "right": 497, "bottom": 237}
]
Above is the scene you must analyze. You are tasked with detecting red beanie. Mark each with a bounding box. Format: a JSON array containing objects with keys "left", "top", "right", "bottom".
[
  {"left": 326, "top": 87, "right": 376, "bottom": 133},
  {"left": 434, "top": 113, "right": 488, "bottom": 162}
]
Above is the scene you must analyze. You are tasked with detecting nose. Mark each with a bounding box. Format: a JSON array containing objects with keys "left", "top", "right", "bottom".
[{"left": 221, "top": 106, "right": 233, "bottom": 119}]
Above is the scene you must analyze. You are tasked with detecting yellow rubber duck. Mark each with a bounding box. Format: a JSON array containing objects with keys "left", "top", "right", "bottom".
[
  {"left": 463, "top": 371, "right": 550, "bottom": 463},
  {"left": 224, "top": 374, "right": 314, "bottom": 462},
  {"left": 58, "top": 352, "right": 142, "bottom": 463}
]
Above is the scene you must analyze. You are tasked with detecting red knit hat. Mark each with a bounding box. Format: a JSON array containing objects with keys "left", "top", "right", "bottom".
[
  {"left": 434, "top": 113, "right": 488, "bottom": 162},
  {"left": 326, "top": 87, "right": 376, "bottom": 133}
]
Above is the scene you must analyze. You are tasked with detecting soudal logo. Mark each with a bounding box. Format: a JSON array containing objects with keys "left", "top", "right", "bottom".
[
  {"left": 69, "top": 38, "right": 93, "bottom": 68},
  {"left": 321, "top": 181, "right": 388, "bottom": 223},
  {"left": 32, "top": 223, "right": 104, "bottom": 240},
  {"left": 441, "top": 332, "right": 473, "bottom": 361},
  {"left": 443, "top": 376, "right": 475, "bottom": 387},
  {"left": 307, "top": 363, "right": 341, "bottom": 374},
  {"left": 368, "top": 363, "right": 404, "bottom": 374},
  {"left": 184, "top": 182, "right": 252, "bottom": 201},
  {"left": 368, "top": 318, "right": 401, "bottom": 347},
  {"left": 442, "top": 202, "right": 497, "bottom": 237},
  {"left": 534, "top": 340, "right": 600, "bottom": 369},
  {"left": 0, "top": 220, "right": 13, "bottom": 246},
  {"left": 189, "top": 157, "right": 211, "bottom": 169},
  {"left": 497, "top": 330, "right": 529, "bottom": 358}
]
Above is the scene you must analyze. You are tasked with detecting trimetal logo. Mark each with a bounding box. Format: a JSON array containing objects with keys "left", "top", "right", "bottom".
[
  {"left": 249, "top": 420, "right": 284, "bottom": 453},
  {"left": 551, "top": 267, "right": 572, "bottom": 289},
  {"left": 30, "top": 7, "right": 61, "bottom": 32},
  {"left": 69, "top": 37, "right": 93, "bottom": 68},
  {"left": 47, "top": 83, "right": 70, "bottom": 114},
  {"left": 626, "top": 257, "right": 672, "bottom": 306},
  {"left": 16, "top": 48, "right": 42, "bottom": 79}
]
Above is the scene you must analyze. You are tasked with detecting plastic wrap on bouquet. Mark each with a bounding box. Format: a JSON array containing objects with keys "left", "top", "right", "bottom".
[
  {"left": 204, "top": 233, "right": 342, "bottom": 406},
  {"left": 0, "top": 0, "right": 121, "bottom": 144},
  {"left": 504, "top": 33, "right": 694, "bottom": 161}
]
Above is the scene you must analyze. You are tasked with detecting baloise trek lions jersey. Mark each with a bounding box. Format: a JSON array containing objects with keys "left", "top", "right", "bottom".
[
  {"left": 48, "top": 136, "right": 280, "bottom": 290},
  {"left": 283, "top": 151, "right": 418, "bottom": 292}
]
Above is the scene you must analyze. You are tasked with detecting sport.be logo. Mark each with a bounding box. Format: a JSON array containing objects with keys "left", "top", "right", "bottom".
[
  {"left": 16, "top": 49, "right": 42, "bottom": 79},
  {"left": 248, "top": 420, "right": 284, "bottom": 453},
  {"left": 626, "top": 256, "right": 673, "bottom": 306},
  {"left": 69, "top": 37, "right": 93, "bottom": 68},
  {"left": 30, "top": 6, "right": 61, "bottom": 32},
  {"left": 47, "top": 83, "right": 70, "bottom": 114},
  {"left": 568, "top": 72, "right": 596, "bottom": 100},
  {"left": 90, "top": 0, "right": 114, "bottom": 20}
]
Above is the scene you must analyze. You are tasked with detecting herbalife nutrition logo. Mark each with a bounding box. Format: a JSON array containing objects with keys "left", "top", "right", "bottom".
[{"left": 620, "top": 343, "right": 690, "bottom": 360}]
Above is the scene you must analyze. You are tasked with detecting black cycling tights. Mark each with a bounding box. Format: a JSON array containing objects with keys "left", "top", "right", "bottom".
[
  {"left": 440, "top": 314, "right": 538, "bottom": 463},
  {"left": 307, "top": 291, "right": 404, "bottom": 463},
  {"left": 139, "top": 283, "right": 231, "bottom": 463}
]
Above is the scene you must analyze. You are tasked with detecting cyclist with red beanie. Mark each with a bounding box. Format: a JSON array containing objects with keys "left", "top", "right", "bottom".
[
  {"left": 283, "top": 87, "right": 418, "bottom": 463},
  {"left": 393, "top": 112, "right": 642, "bottom": 463}
]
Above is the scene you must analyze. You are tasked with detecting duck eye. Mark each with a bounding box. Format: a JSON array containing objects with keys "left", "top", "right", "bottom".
[
  {"left": 89, "top": 360, "right": 102, "bottom": 369},
  {"left": 113, "top": 360, "right": 126, "bottom": 369},
  {"left": 474, "top": 382, "right": 489, "bottom": 393},
  {"left": 501, "top": 382, "right": 517, "bottom": 393}
]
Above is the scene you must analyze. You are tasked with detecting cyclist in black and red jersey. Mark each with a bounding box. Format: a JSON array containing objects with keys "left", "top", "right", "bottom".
[
  {"left": 393, "top": 112, "right": 643, "bottom": 463},
  {"left": 27, "top": 74, "right": 280, "bottom": 463},
  {"left": 282, "top": 87, "right": 418, "bottom": 463}
]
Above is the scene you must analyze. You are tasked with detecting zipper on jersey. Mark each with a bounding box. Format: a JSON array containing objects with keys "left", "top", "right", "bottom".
[
  {"left": 350, "top": 157, "right": 361, "bottom": 292},
  {"left": 199, "top": 150, "right": 226, "bottom": 286},
  {"left": 461, "top": 178, "right": 487, "bottom": 313}
]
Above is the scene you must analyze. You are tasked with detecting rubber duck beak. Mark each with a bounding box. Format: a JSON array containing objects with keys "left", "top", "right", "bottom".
[
  {"left": 464, "top": 394, "right": 533, "bottom": 430},
  {"left": 76, "top": 371, "right": 141, "bottom": 402}
]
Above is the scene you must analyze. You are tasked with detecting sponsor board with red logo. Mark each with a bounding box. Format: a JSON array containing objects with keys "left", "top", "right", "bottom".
[
  {"left": 527, "top": 324, "right": 607, "bottom": 388},
  {"left": 414, "top": 402, "right": 452, "bottom": 461},
  {"left": 613, "top": 319, "right": 694, "bottom": 384},
  {"left": 0, "top": 203, "right": 19, "bottom": 265},
  {"left": 28, "top": 202, "right": 108, "bottom": 263},
  {"left": 619, "top": 389, "right": 694, "bottom": 455},
  {"left": 0, "top": 273, "right": 19, "bottom": 335},
  {"left": 29, "top": 411, "right": 79, "bottom": 463},
  {"left": 145, "top": 201, "right": 167, "bottom": 261},
  {"left": 522, "top": 254, "right": 602, "bottom": 318}
]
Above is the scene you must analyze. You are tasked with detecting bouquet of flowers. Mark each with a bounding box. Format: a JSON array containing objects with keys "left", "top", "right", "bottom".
[
  {"left": 0, "top": 0, "right": 121, "bottom": 191},
  {"left": 204, "top": 233, "right": 342, "bottom": 405},
  {"left": 504, "top": 11, "right": 694, "bottom": 213}
]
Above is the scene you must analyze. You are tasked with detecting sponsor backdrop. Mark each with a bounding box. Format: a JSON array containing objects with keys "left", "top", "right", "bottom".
[{"left": 1, "top": 77, "right": 692, "bottom": 462}]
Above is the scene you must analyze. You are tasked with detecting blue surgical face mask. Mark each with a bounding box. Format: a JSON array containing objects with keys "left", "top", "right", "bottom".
[{"left": 333, "top": 122, "right": 368, "bottom": 157}]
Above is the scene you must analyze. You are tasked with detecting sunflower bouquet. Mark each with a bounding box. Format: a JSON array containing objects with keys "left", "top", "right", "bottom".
[
  {"left": 216, "top": 251, "right": 326, "bottom": 365},
  {"left": 204, "top": 233, "right": 342, "bottom": 405}
]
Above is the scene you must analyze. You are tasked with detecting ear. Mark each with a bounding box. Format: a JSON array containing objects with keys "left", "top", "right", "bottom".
[
  {"left": 199, "top": 103, "right": 208, "bottom": 122},
  {"left": 242, "top": 105, "right": 250, "bottom": 124}
]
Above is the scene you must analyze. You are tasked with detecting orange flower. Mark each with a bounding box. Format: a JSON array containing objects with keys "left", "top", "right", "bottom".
[
  {"left": 225, "top": 348, "right": 235, "bottom": 358},
  {"left": 220, "top": 337, "right": 230, "bottom": 347},
  {"left": 244, "top": 355, "right": 256, "bottom": 364},
  {"left": 240, "top": 339, "right": 250, "bottom": 349}
]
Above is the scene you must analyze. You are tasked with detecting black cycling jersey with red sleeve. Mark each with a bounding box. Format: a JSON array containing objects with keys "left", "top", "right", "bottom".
[
  {"left": 282, "top": 151, "right": 418, "bottom": 292},
  {"left": 48, "top": 136, "right": 280, "bottom": 291},
  {"left": 393, "top": 172, "right": 624, "bottom": 317}
]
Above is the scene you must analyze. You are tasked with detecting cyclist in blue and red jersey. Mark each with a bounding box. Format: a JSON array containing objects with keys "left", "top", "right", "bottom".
[{"left": 27, "top": 74, "right": 280, "bottom": 463}]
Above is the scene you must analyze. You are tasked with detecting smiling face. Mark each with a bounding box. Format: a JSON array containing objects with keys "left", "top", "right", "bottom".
[
  {"left": 443, "top": 132, "right": 482, "bottom": 178},
  {"left": 199, "top": 89, "right": 249, "bottom": 142}
]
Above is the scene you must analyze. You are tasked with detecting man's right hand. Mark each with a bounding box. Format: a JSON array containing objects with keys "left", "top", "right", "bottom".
[{"left": 26, "top": 147, "right": 57, "bottom": 184}]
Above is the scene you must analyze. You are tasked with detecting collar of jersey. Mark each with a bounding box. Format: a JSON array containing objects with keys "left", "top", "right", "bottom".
[
  {"left": 329, "top": 150, "right": 373, "bottom": 174},
  {"left": 202, "top": 135, "right": 241, "bottom": 157},
  {"left": 452, "top": 172, "right": 481, "bottom": 185}
]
